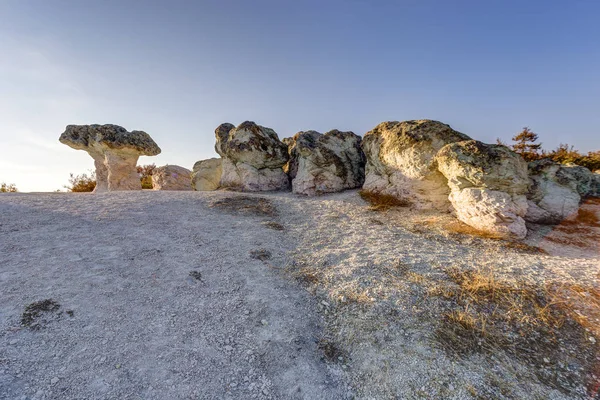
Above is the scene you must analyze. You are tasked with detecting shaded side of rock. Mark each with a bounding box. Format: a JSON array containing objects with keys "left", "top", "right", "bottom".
[
  {"left": 191, "top": 158, "right": 222, "bottom": 191},
  {"left": 59, "top": 124, "right": 161, "bottom": 192},
  {"left": 151, "top": 165, "right": 192, "bottom": 191},
  {"left": 525, "top": 159, "right": 600, "bottom": 224},
  {"left": 214, "top": 121, "right": 289, "bottom": 191},
  {"left": 285, "top": 130, "right": 365, "bottom": 196},
  {"left": 436, "top": 140, "right": 529, "bottom": 239},
  {"left": 361, "top": 120, "right": 471, "bottom": 209}
]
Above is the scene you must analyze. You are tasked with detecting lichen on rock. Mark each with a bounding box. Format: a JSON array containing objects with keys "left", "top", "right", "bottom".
[
  {"left": 214, "top": 121, "right": 289, "bottom": 191},
  {"left": 361, "top": 120, "right": 471, "bottom": 209},
  {"left": 285, "top": 129, "right": 365, "bottom": 196}
]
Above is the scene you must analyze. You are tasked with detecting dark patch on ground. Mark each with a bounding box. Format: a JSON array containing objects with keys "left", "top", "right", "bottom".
[
  {"left": 21, "top": 299, "right": 61, "bottom": 330},
  {"left": 262, "top": 221, "right": 285, "bottom": 231},
  {"left": 317, "top": 338, "right": 344, "bottom": 363},
  {"left": 250, "top": 249, "right": 272, "bottom": 261},
  {"left": 210, "top": 196, "right": 277, "bottom": 217},
  {"left": 189, "top": 271, "right": 203, "bottom": 281}
]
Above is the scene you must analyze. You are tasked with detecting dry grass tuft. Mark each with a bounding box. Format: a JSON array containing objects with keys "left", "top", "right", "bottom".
[
  {"left": 359, "top": 190, "right": 412, "bottom": 211},
  {"left": 432, "top": 266, "right": 599, "bottom": 395},
  {"left": 291, "top": 266, "right": 322, "bottom": 286},
  {"left": 443, "top": 221, "right": 504, "bottom": 239},
  {"left": 443, "top": 220, "right": 548, "bottom": 254},
  {"left": 210, "top": 196, "right": 277, "bottom": 217}
]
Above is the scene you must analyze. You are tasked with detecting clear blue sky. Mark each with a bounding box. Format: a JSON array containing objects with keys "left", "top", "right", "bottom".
[{"left": 1, "top": 0, "right": 599, "bottom": 191}]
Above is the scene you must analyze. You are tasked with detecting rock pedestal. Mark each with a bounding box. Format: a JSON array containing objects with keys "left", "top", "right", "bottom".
[{"left": 59, "top": 124, "right": 161, "bottom": 192}]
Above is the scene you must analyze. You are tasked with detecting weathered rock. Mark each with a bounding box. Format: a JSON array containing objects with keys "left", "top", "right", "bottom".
[
  {"left": 59, "top": 124, "right": 161, "bottom": 192},
  {"left": 361, "top": 120, "right": 471, "bottom": 209},
  {"left": 559, "top": 164, "right": 600, "bottom": 197},
  {"left": 525, "top": 159, "right": 600, "bottom": 224},
  {"left": 436, "top": 140, "right": 529, "bottom": 239},
  {"left": 214, "top": 121, "right": 289, "bottom": 191},
  {"left": 151, "top": 165, "right": 192, "bottom": 191},
  {"left": 191, "top": 158, "right": 222, "bottom": 191},
  {"left": 285, "top": 130, "right": 365, "bottom": 195}
]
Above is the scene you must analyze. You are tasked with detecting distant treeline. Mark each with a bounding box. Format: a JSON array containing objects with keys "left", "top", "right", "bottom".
[{"left": 499, "top": 127, "right": 600, "bottom": 171}]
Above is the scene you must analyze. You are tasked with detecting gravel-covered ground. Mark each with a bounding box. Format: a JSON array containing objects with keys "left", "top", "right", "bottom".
[{"left": 1, "top": 190, "right": 599, "bottom": 400}]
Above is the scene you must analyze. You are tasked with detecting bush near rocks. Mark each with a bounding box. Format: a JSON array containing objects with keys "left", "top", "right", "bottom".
[{"left": 0, "top": 182, "right": 18, "bottom": 192}]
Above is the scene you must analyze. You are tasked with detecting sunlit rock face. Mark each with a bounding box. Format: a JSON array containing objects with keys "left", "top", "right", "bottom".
[
  {"left": 436, "top": 140, "right": 530, "bottom": 239},
  {"left": 361, "top": 120, "right": 471, "bottom": 210},
  {"left": 525, "top": 160, "right": 599, "bottom": 224},
  {"left": 152, "top": 165, "right": 192, "bottom": 191},
  {"left": 59, "top": 124, "right": 161, "bottom": 192},
  {"left": 191, "top": 158, "right": 222, "bottom": 191},
  {"left": 214, "top": 121, "right": 289, "bottom": 191},
  {"left": 285, "top": 130, "right": 365, "bottom": 196}
]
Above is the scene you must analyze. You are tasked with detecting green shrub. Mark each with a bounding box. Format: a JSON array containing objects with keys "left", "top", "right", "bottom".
[
  {"left": 137, "top": 164, "right": 156, "bottom": 189},
  {"left": 65, "top": 172, "right": 96, "bottom": 192}
]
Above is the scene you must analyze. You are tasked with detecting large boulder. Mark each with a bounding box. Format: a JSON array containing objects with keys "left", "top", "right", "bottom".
[
  {"left": 285, "top": 130, "right": 365, "bottom": 196},
  {"left": 191, "top": 158, "right": 222, "bottom": 191},
  {"left": 559, "top": 164, "right": 600, "bottom": 197},
  {"left": 526, "top": 160, "right": 599, "bottom": 224},
  {"left": 436, "top": 140, "right": 529, "bottom": 239},
  {"left": 59, "top": 124, "right": 161, "bottom": 192},
  {"left": 151, "top": 165, "right": 192, "bottom": 191},
  {"left": 361, "top": 120, "right": 471, "bottom": 209},
  {"left": 214, "top": 121, "right": 289, "bottom": 191}
]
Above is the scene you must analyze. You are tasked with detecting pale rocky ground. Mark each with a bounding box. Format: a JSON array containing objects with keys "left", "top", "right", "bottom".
[{"left": 1, "top": 190, "right": 599, "bottom": 400}]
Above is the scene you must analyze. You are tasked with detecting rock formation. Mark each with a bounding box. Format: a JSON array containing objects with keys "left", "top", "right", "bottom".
[
  {"left": 526, "top": 160, "right": 600, "bottom": 224},
  {"left": 285, "top": 130, "right": 365, "bottom": 195},
  {"left": 151, "top": 165, "right": 192, "bottom": 191},
  {"left": 191, "top": 158, "right": 222, "bottom": 191},
  {"left": 361, "top": 120, "right": 471, "bottom": 209},
  {"left": 214, "top": 121, "right": 289, "bottom": 191},
  {"left": 436, "top": 140, "right": 530, "bottom": 239},
  {"left": 59, "top": 124, "right": 161, "bottom": 192}
]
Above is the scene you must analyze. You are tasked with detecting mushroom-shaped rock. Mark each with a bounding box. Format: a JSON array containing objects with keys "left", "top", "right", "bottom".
[
  {"left": 214, "top": 121, "right": 289, "bottom": 191},
  {"left": 151, "top": 165, "right": 192, "bottom": 191},
  {"left": 436, "top": 140, "right": 529, "bottom": 239},
  {"left": 525, "top": 159, "right": 599, "bottom": 224},
  {"left": 285, "top": 130, "right": 365, "bottom": 196},
  {"left": 361, "top": 120, "right": 471, "bottom": 209},
  {"left": 59, "top": 124, "right": 161, "bottom": 192},
  {"left": 191, "top": 158, "right": 222, "bottom": 191}
]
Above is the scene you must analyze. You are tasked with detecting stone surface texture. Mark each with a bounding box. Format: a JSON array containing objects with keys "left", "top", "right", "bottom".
[
  {"left": 59, "top": 124, "right": 161, "bottom": 192},
  {"left": 191, "top": 158, "right": 223, "bottom": 191},
  {"left": 361, "top": 120, "right": 471, "bottom": 209},
  {"left": 285, "top": 130, "right": 365, "bottom": 196},
  {"left": 526, "top": 160, "right": 600, "bottom": 224},
  {"left": 436, "top": 140, "right": 530, "bottom": 239},
  {"left": 151, "top": 165, "right": 192, "bottom": 191},
  {"left": 214, "top": 121, "right": 289, "bottom": 191}
]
